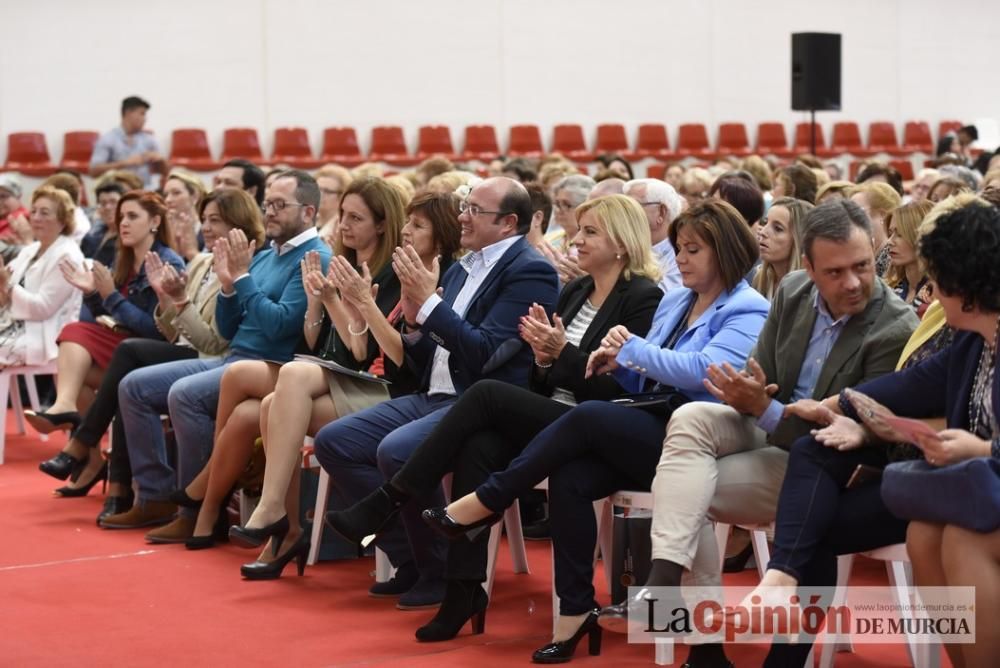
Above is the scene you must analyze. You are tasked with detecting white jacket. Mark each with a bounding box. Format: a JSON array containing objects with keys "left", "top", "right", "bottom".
[{"left": 8, "top": 235, "right": 84, "bottom": 365}]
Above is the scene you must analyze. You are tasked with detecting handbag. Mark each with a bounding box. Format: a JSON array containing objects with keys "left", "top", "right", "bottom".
[
  {"left": 880, "top": 456, "right": 1000, "bottom": 532},
  {"left": 610, "top": 391, "right": 690, "bottom": 418}
]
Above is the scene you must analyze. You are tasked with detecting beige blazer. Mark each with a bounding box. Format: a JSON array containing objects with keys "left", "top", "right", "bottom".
[
  {"left": 8, "top": 235, "right": 84, "bottom": 365},
  {"left": 154, "top": 252, "right": 229, "bottom": 357}
]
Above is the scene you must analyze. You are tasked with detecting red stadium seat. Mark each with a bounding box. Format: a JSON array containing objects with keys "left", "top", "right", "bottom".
[
  {"left": 60, "top": 131, "right": 100, "bottom": 172},
  {"left": 755, "top": 122, "right": 790, "bottom": 157},
  {"left": 646, "top": 163, "right": 667, "bottom": 180},
  {"left": 717, "top": 123, "right": 752, "bottom": 157},
  {"left": 461, "top": 125, "right": 500, "bottom": 162},
  {"left": 369, "top": 126, "right": 418, "bottom": 166},
  {"left": 901, "top": 121, "right": 933, "bottom": 154},
  {"left": 507, "top": 125, "right": 544, "bottom": 157},
  {"left": 791, "top": 122, "right": 832, "bottom": 156},
  {"left": 552, "top": 124, "right": 593, "bottom": 162},
  {"left": 319, "top": 127, "right": 364, "bottom": 167},
  {"left": 271, "top": 127, "right": 322, "bottom": 168},
  {"left": 168, "top": 128, "right": 220, "bottom": 171},
  {"left": 676, "top": 123, "right": 714, "bottom": 159},
  {"left": 625, "top": 124, "right": 676, "bottom": 161},
  {"left": 4, "top": 132, "right": 57, "bottom": 176},
  {"left": 867, "top": 121, "right": 902, "bottom": 155},
  {"left": 830, "top": 122, "right": 872, "bottom": 156},
  {"left": 594, "top": 124, "right": 629, "bottom": 155},
  {"left": 938, "top": 120, "right": 962, "bottom": 140},
  {"left": 889, "top": 159, "right": 915, "bottom": 181},
  {"left": 221, "top": 128, "right": 265, "bottom": 163},
  {"left": 415, "top": 125, "right": 457, "bottom": 161}
]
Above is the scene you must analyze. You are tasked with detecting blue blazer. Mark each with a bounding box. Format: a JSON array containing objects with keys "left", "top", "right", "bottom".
[
  {"left": 612, "top": 280, "right": 770, "bottom": 402},
  {"left": 405, "top": 236, "right": 559, "bottom": 393},
  {"left": 847, "top": 330, "right": 1000, "bottom": 432}
]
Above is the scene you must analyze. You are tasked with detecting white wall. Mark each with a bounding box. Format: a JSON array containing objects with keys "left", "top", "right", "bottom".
[{"left": 1, "top": 0, "right": 998, "bottom": 162}]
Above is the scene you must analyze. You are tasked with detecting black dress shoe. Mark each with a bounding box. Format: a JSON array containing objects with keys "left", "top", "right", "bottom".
[
  {"left": 722, "top": 542, "right": 755, "bottom": 573},
  {"left": 414, "top": 580, "right": 488, "bottom": 642},
  {"left": 53, "top": 461, "right": 107, "bottom": 498},
  {"left": 369, "top": 561, "right": 419, "bottom": 598},
  {"left": 325, "top": 483, "right": 405, "bottom": 545},
  {"left": 239, "top": 533, "right": 309, "bottom": 580},
  {"left": 168, "top": 488, "right": 203, "bottom": 509},
  {"left": 38, "top": 451, "right": 84, "bottom": 481},
  {"left": 532, "top": 610, "right": 602, "bottom": 663},
  {"left": 229, "top": 514, "right": 289, "bottom": 554},
  {"left": 97, "top": 491, "right": 135, "bottom": 526},
  {"left": 25, "top": 409, "right": 82, "bottom": 435},
  {"left": 185, "top": 508, "right": 232, "bottom": 550},
  {"left": 421, "top": 507, "right": 502, "bottom": 541}
]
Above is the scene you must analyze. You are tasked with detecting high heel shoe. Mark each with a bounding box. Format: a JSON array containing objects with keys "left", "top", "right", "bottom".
[
  {"left": 239, "top": 533, "right": 310, "bottom": 580},
  {"left": 532, "top": 610, "right": 602, "bottom": 663},
  {"left": 24, "top": 409, "right": 82, "bottom": 435},
  {"left": 53, "top": 460, "right": 107, "bottom": 498},
  {"left": 324, "top": 483, "right": 406, "bottom": 545},
  {"left": 229, "top": 514, "right": 289, "bottom": 554},
  {"left": 722, "top": 542, "right": 755, "bottom": 573},
  {"left": 186, "top": 492, "right": 235, "bottom": 550},
  {"left": 168, "top": 488, "right": 202, "bottom": 509},
  {"left": 414, "top": 580, "right": 489, "bottom": 642},
  {"left": 421, "top": 507, "right": 502, "bottom": 541},
  {"left": 38, "top": 451, "right": 84, "bottom": 481}
]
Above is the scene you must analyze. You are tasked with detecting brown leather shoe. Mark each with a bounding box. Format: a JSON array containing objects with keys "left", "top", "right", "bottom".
[
  {"left": 145, "top": 516, "right": 196, "bottom": 544},
  {"left": 99, "top": 501, "right": 176, "bottom": 529}
]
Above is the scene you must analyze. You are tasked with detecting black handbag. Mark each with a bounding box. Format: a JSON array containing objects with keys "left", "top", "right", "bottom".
[
  {"left": 881, "top": 457, "right": 1000, "bottom": 532},
  {"left": 610, "top": 391, "right": 690, "bottom": 418}
]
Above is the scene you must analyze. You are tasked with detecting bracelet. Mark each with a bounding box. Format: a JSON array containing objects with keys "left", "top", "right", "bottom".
[
  {"left": 305, "top": 317, "right": 323, "bottom": 329},
  {"left": 348, "top": 321, "right": 370, "bottom": 336},
  {"left": 173, "top": 299, "right": 190, "bottom": 312},
  {"left": 534, "top": 358, "right": 553, "bottom": 369}
]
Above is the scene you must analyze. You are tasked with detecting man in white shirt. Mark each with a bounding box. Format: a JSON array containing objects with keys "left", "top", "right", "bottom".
[
  {"left": 623, "top": 178, "right": 683, "bottom": 292},
  {"left": 313, "top": 177, "right": 559, "bottom": 609}
]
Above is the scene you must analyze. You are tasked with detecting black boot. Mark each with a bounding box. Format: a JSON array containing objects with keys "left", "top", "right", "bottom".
[
  {"left": 414, "top": 580, "right": 488, "bottom": 642},
  {"left": 325, "top": 482, "right": 408, "bottom": 544}
]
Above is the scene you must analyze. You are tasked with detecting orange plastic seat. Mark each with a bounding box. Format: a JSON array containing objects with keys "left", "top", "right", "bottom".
[
  {"left": 507, "top": 125, "right": 544, "bottom": 157},
  {"left": 168, "top": 128, "right": 220, "bottom": 171},
  {"left": 938, "top": 120, "right": 962, "bottom": 140},
  {"left": 646, "top": 163, "right": 667, "bottom": 180},
  {"left": 625, "top": 124, "right": 676, "bottom": 161},
  {"left": 221, "top": 128, "right": 265, "bottom": 163},
  {"left": 867, "top": 121, "right": 901, "bottom": 155},
  {"left": 889, "top": 159, "right": 915, "bottom": 181},
  {"left": 791, "top": 122, "right": 832, "bottom": 156},
  {"left": 830, "top": 122, "right": 873, "bottom": 157},
  {"left": 59, "top": 131, "right": 100, "bottom": 172},
  {"left": 319, "top": 127, "right": 364, "bottom": 167},
  {"left": 755, "top": 122, "right": 790, "bottom": 157},
  {"left": 4, "top": 132, "right": 57, "bottom": 176},
  {"left": 594, "top": 124, "right": 629, "bottom": 155},
  {"left": 717, "top": 123, "right": 752, "bottom": 157},
  {"left": 271, "top": 127, "right": 322, "bottom": 168},
  {"left": 369, "top": 126, "right": 418, "bottom": 166},
  {"left": 676, "top": 123, "right": 714, "bottom": 159},
  {"left": 415, "top": 125, "right": 457, "bottom": 161},
  {"left": 551, "top": 124, "right": 592, "bottom": 162},
  {"left": 461, "top": 125, "right": 500, "bottom": 162}
]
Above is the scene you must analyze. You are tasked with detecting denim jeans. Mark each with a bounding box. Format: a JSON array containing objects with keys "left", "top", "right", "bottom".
[
  {"left": 313, "top": 392, "right": 454, "bottom": 579},
  {"left": 118, "top": 353, "right": 249, "bottom": 507}
]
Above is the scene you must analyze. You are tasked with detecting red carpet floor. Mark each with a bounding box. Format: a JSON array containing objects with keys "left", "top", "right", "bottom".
[{"left": 0, "top": 420, "right": 940, "bottom": 667}]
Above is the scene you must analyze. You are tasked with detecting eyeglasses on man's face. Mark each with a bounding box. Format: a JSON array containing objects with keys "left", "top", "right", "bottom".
[
  {"left": 261, "top": 199, "right": 305, "bottom": 214},
  {"left": 459, "top": 199, "right": 508, "bottom": 218}
]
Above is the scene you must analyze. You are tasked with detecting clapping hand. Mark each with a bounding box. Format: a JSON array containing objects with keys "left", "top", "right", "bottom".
[
  {"left": 91, "top": 261, "right": 115, "bottom": 298},
  {"left": 393, "top": 245, "right": 439, "bottom": 304},
  {"left": 226, "top": 229, "right": 255, "bottom": 277},
  {"left": 0, "top": 257, "right": 10, "bottom": 293},
  {"left": 212, "top": 238, "right": 233, "bottom": 291},
  {"left": 145, "top": 252, "right": 168, "bottom": 296},
  {"left": 300, "top": 250, "right": 337, "bottom": 304},
  {"left": 160, "top": 264, "right": 188, "bottom": 302},
  {"left": 520, "top": 303, "right": 566, "bottom": 364},
  {"left": 329, "top": 257, "right": 378, "bottom": 309},
  {"left": 59, "top": 258, "right": 96, "bottom": 293},
  {"left": 703, "top": 358, "right": 779, "bottom": 417},
  {"left": 555, "top": 251, "right": 586, "bottom": 285}
]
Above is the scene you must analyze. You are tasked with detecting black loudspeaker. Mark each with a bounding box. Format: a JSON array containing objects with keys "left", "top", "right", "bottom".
[{"left": 791, "top": 32, "right": 841, "bottom": 111}]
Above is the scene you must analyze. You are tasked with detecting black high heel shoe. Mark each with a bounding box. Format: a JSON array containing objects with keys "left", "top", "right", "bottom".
[
  {"left": 24, "top": 409, "right": 82, "bottom": 435},
  {"left": 53, "top": 460, "right": 107, "bottom": 498},
  {"left": 532, "top": 610, "right": 602, "bottom": 663},
  {"left": 38, "top": 451, "right": 84, "bottom": 481},
  {"left": 325, "top": 483, "right": 405, "bottom": 545},
  {"left": 168, "top": 488, "right": 203, "bottom": 509},
  {"left": 722, "top": 542, "right": 755, "bottom": 573},
  {"left": 186, "top": 492, "right": 235, "bottom": 550},
  {"left": 421, "top": 507, "right": 503, "bottom": 541},
  {"left": 229, "top": 514, "right": 289, "bottom": 554},
  {"left": 415, "top": 580, "right": 489, "bottom": 642},
  {"left": 239, "top": 533, "right": 310, "bottom": 580}
]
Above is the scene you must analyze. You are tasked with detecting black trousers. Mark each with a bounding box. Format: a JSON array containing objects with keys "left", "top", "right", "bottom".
[
  {"left": 763, "top": 435, "right": 909, "bottom": 668},
  {"left": 75, "top": 338, "right": 197, "bottom": 486}
]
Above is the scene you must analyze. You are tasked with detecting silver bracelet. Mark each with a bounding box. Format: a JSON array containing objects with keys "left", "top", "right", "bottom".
[
  {"left": 348, "top": 321, "right": 370, "bottom": 336},
  {"left": 534, "top": 358, "right": 553, "bottom": 369},
  {"left": 305, "top": 317, "right": 323, "bottom": 329}
]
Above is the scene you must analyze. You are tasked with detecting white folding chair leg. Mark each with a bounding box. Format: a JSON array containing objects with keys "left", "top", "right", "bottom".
[
  {"left": 820, "top": 554, "right": 856, "bottom": 668},
  {"left": 654, "top": 638, "right": 674, "bottom": 665},
  {"left": 714, "top": 522, "right": 731, "bottom": 571},
  {"left": 307, "top": 467, "right": 331, "bottom": 566},
  {"left": 375, "top": 547, "right": 395, "bottom": 583},
  {"left": 0, "top": 372, "right": 10, "bottom": 464},
  {"left": 485, "top": 519, "right": 504, "bottom": 598},
  {"left": 9, "top": 374, "right": 25, "bottom": 434},
  {"left": 23, "top": 374, "right": 47, "bottom": 442},
  {"left": 750, "top": 529, "right": 770, "bottom": 579},
  {"left": 887, "top": 560, "right": 922, "bottom": 667},
  {"left": 505, "top": 501, "right": 530, "bottom": 575},
  {"left": 595, "top": 498, "right": 614, "bottom": 593}
]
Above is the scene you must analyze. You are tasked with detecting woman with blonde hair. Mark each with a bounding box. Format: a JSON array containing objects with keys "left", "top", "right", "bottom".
[
  {"left": 885, "top": 199, "right": 935, "bottom": 314},
  {"left": 162, "top": 169, "right": 207, "bottom": 261},
  {"left": 753, "top": 196, "right": 814, "bottom": 300},
  {"left": 850, "top": 181, "right": 902, "bottom": 276},
  {"left": 314, "top": 163, "right": 353, "bottom": 242}
]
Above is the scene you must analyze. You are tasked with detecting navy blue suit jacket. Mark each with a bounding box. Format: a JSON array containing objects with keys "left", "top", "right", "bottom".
[{"left": 404, "top": 236, "right": 559, "bottom": 394}]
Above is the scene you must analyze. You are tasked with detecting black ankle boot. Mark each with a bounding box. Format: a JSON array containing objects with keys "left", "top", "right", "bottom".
[
  {"left": 325, "top": 483, "right": 408, "bottom": 544},
  {"left": 414, "top": 580, "right": 488, "bottom": 642}
]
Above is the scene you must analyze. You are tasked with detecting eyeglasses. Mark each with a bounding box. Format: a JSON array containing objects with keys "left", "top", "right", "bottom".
[
  {"left": 553, "top": 200, "right": 576, "bottom": 212},
  {"left": 636, "top": 201, "right": 663, "bottom": 208},
  {"left": 261, "top": 199, "right": 305, "bottom": 213},
  {"left": 459, "top": 200, "right": 508, "bottom": 218}
]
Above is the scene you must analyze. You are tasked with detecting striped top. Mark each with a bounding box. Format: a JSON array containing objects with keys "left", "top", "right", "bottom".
[{"left": 551, "top": 299, "right": 600, "bottom": 406}]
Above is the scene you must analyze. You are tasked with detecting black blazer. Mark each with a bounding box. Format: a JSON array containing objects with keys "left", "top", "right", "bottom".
[{"left": 531, "top": 273, "right": 663, "bottom": 402}]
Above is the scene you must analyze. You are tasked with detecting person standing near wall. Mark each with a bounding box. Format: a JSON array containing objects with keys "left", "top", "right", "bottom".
[{"left": 90, "top": 96, "right": 166, "bottom": 189}]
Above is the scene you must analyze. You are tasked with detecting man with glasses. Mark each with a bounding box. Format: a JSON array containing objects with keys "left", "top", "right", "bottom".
[
  {"left": 80, "top": 180, "right": 127, "bottom": 267},
  {"left": 104, "top": 171, "right": 330, "bottom": 539},
  {"left": 315, "top": 176, "right": 559, "bottom": 609},
  {"left": 623, "top": 178, "right": 684, "bottom": 292}
]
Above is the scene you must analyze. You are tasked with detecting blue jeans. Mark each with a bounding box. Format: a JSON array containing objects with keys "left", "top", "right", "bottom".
[
  {"left": 118, "top": 354, "right": 249, "bottom": 507},
  {"left": 313, "top": 393, "right": 454, "bottom": 578}
]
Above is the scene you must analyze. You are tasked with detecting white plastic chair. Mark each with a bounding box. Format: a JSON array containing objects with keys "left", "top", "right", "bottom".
[{"left": 0, "top": 361, "right": 55, "bottom": 464}]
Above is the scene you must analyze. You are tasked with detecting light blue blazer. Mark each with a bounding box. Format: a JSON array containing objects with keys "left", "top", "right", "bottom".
[{"left": 612, "top": 280, "right": 770, "bottom": 402}]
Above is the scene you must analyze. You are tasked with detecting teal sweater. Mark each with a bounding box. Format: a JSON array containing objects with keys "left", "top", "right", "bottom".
[{"left": 215, "top": 236, "right": 330, "bottom": 361}]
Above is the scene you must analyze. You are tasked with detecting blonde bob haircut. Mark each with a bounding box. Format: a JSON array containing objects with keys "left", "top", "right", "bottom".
[
  {"left": 31, "top": 186, "right": 76, "bottom": 235},
  {"left": 849, "top": 181, "right": 902, "bottom": 216},
  {"left": 165, "top": 168, "right": 208, "bottom": 203},
  {"left": 753, "top": 197, "right": 814, "bottom": 299},
  {"left": 573, "top": 194, "right": 661, "bottom": 283},
  {"left": 883, "top": 200, "right": 935, "bottom": 289},
  {"left": 315, "top": 163, "right": 354, "bottom": 190}
]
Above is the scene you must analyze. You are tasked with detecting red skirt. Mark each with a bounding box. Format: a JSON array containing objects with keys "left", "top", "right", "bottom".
[{"left": 57, "top": 321, "right": 130, "bottom": 369}]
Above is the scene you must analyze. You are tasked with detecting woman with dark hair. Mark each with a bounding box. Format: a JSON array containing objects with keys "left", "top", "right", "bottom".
[
  {"left": 329, "top": 198, "right": 768, "bottom": 660},
  {"left": 773, "top": 163, "right": 818, "bottom": 204},
  {"left": 708, "top": 172, "right": 765, "bottom": 228},
  {"left": 29, "top": 191, "right": 184, "bottom": 490},
  {"left": 36, "top": 189, "right": 264, "bottom": 515},
  {"left": 595, "top": 153, "right": 634, "bottom": 181},
  {"left": 743, "top": 198, "right": 999, "bottom": 667}
]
